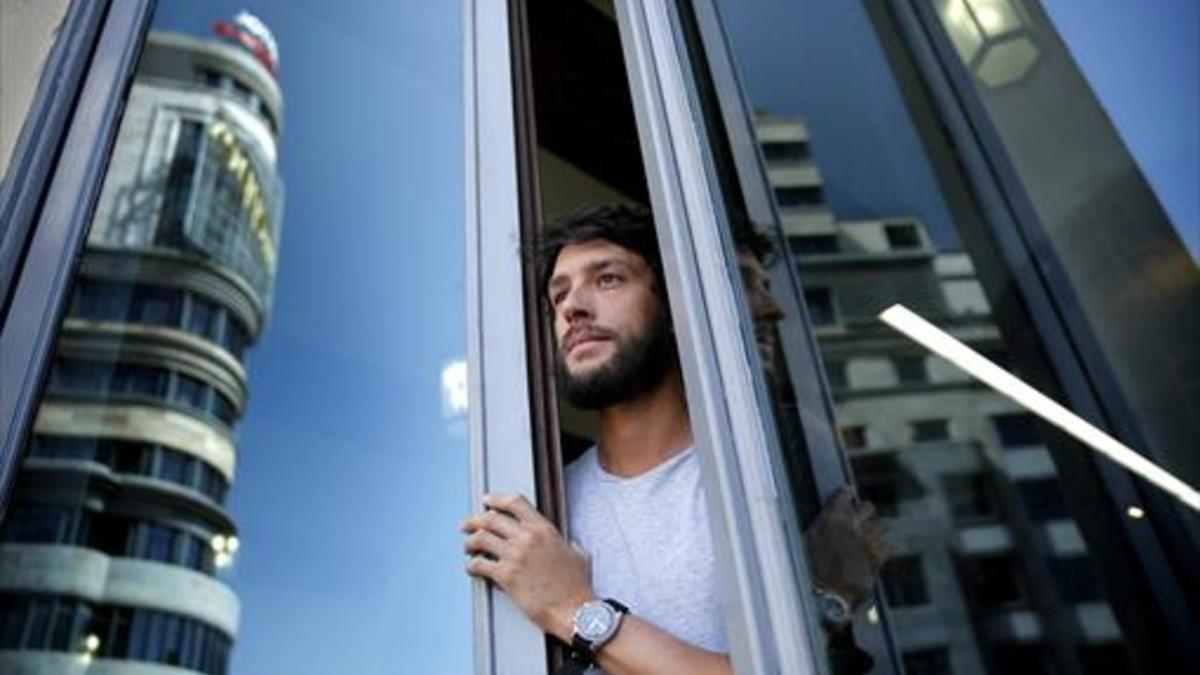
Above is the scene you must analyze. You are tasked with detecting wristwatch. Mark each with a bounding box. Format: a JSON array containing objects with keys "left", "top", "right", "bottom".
[
  {"left": 569, "top": 598, "right": 629, "bottom": 665},
  {"left": 814, "top": 586, "right": 853, "bottom": 631}
]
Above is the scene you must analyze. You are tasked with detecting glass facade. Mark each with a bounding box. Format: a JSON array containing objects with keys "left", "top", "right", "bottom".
[
  {"left": 1, "top": 0, "right": 1196, "bottom": 673},
  {"left": 0, "top": 2, "right": 468, "bottom": 674}
]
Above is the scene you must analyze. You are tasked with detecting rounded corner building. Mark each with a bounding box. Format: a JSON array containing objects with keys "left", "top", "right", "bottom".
[{"left": 0, "top": 16, "right": 283, "bottom": 675}]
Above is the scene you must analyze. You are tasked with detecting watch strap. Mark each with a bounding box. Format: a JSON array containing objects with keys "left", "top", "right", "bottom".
[
  {"left": 604, "top": 598, "right": 629, "bottom": 615},
  {"left": 553, "top": 656, "right": 591, "bottom": 675}
]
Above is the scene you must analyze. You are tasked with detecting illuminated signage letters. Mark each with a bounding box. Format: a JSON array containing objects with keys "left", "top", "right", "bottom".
[{"left": 208, "top": 120, "right": 276, "bottom": 268}]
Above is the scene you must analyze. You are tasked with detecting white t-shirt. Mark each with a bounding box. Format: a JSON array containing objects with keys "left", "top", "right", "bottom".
[{"left": 565, "top": 446, "right": 727, "bottom": 655}]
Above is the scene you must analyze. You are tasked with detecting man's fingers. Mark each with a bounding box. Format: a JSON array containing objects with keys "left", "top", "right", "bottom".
[
  {"left": 823, "top": 486, "right": 856, "bottom": 518},
  {"left": 483, "top": 492, "right": 539, "bottom": 523},
  {"left": 463, "top": 510, "right": 523, "bottom": 539},
  {"left": 464, "top": 529, "right": 511, "bottom": 560},
  {"left": 862, "top": 516, "right": 887, "bottom": 537},
  {"left": 465, "top": 555, "right": 502, "bottom": 584},
  {"left": 854, "top": 500, "right": 877, "bottom": 525},
  {"left": 830, "top": 485, "right": 855, "bottom": 506}
]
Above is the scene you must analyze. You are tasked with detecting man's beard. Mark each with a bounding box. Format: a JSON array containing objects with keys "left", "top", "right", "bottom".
[{"left": 556, "top": 311, "right": 677, "bottom": 410}]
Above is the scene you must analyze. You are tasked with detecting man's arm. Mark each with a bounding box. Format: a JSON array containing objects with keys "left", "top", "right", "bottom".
[{"left": 461, "top": 493, "right": 732, "bottom": 675}]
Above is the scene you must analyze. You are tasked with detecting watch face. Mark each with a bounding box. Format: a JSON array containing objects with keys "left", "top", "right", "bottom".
[
  {"left": 575, "top": 602, "right": 614, "bottom": 640},
  {"left": 819, "top": 592, "right": 851, "bottom": 624}
]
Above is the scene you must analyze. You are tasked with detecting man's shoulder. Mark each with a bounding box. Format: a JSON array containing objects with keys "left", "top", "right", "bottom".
[
  {"left": 564, "top": 446, "right": 599, "bottom": 502},
  {"left": 564, "top": 444, "right": 597, "bottom": 480}
]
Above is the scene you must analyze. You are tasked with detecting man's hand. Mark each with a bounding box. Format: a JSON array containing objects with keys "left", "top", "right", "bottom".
[
  {"left": 461, "top": 492, "right": 594, "bottom": 642},
  {"left": 805, "top": 487, "right": 890, "bottom": 609}
]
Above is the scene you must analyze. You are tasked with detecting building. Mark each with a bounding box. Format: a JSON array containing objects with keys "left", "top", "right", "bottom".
[
  {"left": 0, "top": 20, "right": 283, "bottom": 675},
  {"left": 758, "top": 114, "right": 1132, "bottom": 674}
]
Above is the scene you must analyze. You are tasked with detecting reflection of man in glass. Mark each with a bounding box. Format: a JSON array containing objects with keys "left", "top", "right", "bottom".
[
  {"left": 735, "top": 230, "right": 889, "bottom": 625},
  {"left": 461, "top": 206, "right": 881, "bottom": 674}
]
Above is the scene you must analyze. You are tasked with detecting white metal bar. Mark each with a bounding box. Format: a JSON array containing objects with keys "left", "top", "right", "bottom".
[
  {"left": 463, "top": 1, "right": 547, "bottom": 673},
  {"left": 616, "top": 1, "right": 823, "bottom": 672},
  {"left": 880, "top": 303, "right": 1200, "bottom": 513}
]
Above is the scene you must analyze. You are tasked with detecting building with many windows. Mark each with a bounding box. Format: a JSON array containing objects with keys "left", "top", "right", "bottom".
[
  {"left": 757, "top": 114, "right": 1131, "bottom": 674},
  {"left": 0, "top": 23, "right": 283, "bottom": 675}
]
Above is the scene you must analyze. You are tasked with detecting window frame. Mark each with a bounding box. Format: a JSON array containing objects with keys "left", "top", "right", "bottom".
[
  {"left": 615, "top": 0, "right": 844, "bottom": 671},
  {"left": 475, "top": 0, "right": 1200, "bottom": 672},
  {"left": 0, "top": 0, "right": 155, "bottom": 512},
  {"left": 463, "top": 1, "right": 548, "bottom": 673}
]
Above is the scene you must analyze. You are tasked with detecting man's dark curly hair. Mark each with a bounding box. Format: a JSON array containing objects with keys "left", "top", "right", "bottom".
[
  {"left": 728, "top": 209, "right": 778, "bottom": 267},
  {"left": 535, "top": 203, "right": 779, "bottom": 301},
  {"left": 536, "top": 204, "right": 666, "bottom": 300}
]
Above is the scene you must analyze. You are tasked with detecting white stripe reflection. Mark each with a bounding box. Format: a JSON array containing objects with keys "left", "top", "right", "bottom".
[{"left": 878, "top": 304, "right": 1200, "bottom": 513}]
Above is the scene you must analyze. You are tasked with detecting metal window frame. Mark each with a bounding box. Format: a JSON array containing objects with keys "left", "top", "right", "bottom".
[
  {"left": 462, "top": 1, "right": 548, "bottom": 674},
  {"left": 0, "top": 0, "right": 155, "bottom": 510},
  {"left": 615, "top": 1, "right": 830, "bottom": 672}
]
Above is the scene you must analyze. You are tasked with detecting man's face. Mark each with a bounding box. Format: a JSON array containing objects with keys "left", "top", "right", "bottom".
[
  {"left": 737, "top": 250, "right": 785, "bottom": 375},
  {"left": 548, "top": 239, "right": 674, "bottom": 409}
]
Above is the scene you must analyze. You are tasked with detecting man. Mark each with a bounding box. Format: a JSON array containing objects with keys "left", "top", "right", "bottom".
[{"left": 462, "top": 205, "right": 882, "bottom": 674}]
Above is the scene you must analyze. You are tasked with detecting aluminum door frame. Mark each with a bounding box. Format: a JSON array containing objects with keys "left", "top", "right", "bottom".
[
  {"left": 616, "top": 1, "right": 828, "bottom": 672},
  {"left": 677, "top": 0, "right": 909, "bottom": 670},
  {"left": 463, "top": 1, "right": 548, "bottom": 674},
  {"left": 0, "top": 0, "right": 156, "bottom": 510}
]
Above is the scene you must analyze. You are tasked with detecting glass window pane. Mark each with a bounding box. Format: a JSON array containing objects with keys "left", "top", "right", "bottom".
[
  {"left": 70, "top": 279, "right": 133, "bottom": 321},
  {"left": 131, "top": 286, "right": 183, "bottom": 326},
  {"left": 222, "top": 317, "right": 249, "bottom": 359},
  {"left": 187, "top": 294, "right": 219, "bottom": 338},
  {"left": 158, "top": 449, "right": 192, "bottom": 485},
  {"left": 210, "top": 391, "right": 236, "bottom": 427},
  {"left": 25, "top": 598, "right": 53, "bottom": 649},
  {"left": 173, "top": 373, "right": 208, "bottom": 412},
  {"left": 0, "top": 504, "right": 69, "bottom": 543},
  {"left": 143, "top": 524, "right": 176, "bottom": 563},
  {"left": 0, "top": 596, "right": 28, "bottom": 649},
  {"left": 703, "top": 0, "right": 1189, "bottom": 670},
  {"left": 881, "top": 555, "right": 929, "bottom": 607},
  {"left": 912, "top": 418, "right": 949, "bottom": 442},
  {"left": 113, "top": 442, "right": 150, "bottom": 475},
  {"left": 31, "top": 434, "right": 96, "bottom": 460},
  {"left": 0, "top": 3, "right": 468, "bottom": 674}
]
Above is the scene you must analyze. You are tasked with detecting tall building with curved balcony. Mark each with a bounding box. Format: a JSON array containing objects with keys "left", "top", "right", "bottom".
[{"left": 0, "top": 20, "right": 283, "bottom": 675}]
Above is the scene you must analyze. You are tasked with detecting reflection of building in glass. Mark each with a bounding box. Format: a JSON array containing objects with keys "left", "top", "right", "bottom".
[
  {"left": 0, "top": 21, "right": 283, "bottom": 675},
  {"left": 756, "top": 115, "right": 1133, "bottom": 675}
]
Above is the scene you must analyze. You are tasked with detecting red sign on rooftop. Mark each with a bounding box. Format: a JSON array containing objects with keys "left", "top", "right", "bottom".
[{"left": 213, "top": 11, "right": 279, "bottom": 77}]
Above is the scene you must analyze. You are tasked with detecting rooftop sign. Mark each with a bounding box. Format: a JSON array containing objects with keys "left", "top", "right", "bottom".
[{"left": 213, "top": 11, "right": 280, "bottom": 76}]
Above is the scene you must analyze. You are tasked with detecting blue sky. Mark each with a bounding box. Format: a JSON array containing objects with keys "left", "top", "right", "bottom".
[
  {"left": 147, "top": 2, "right": 1195, "bottom": 673},
  {"left": 156, "top": 2, "right": 470, "bottom": 673}
]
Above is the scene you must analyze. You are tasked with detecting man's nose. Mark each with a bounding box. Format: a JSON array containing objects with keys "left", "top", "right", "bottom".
[
  {"left": 559, "top": 284, "right": 595, "bottom": 323},
  {"left": 754, "top": 289, "right": 785, "bottom": 324}
]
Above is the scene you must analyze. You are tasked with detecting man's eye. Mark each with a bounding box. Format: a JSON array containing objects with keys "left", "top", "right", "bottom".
[
  {"left": 597, "top": 273, "right": 621, "bottom": 288},
  {"left": 551, "top": 292, "right": 567, "bottom": 306}
]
